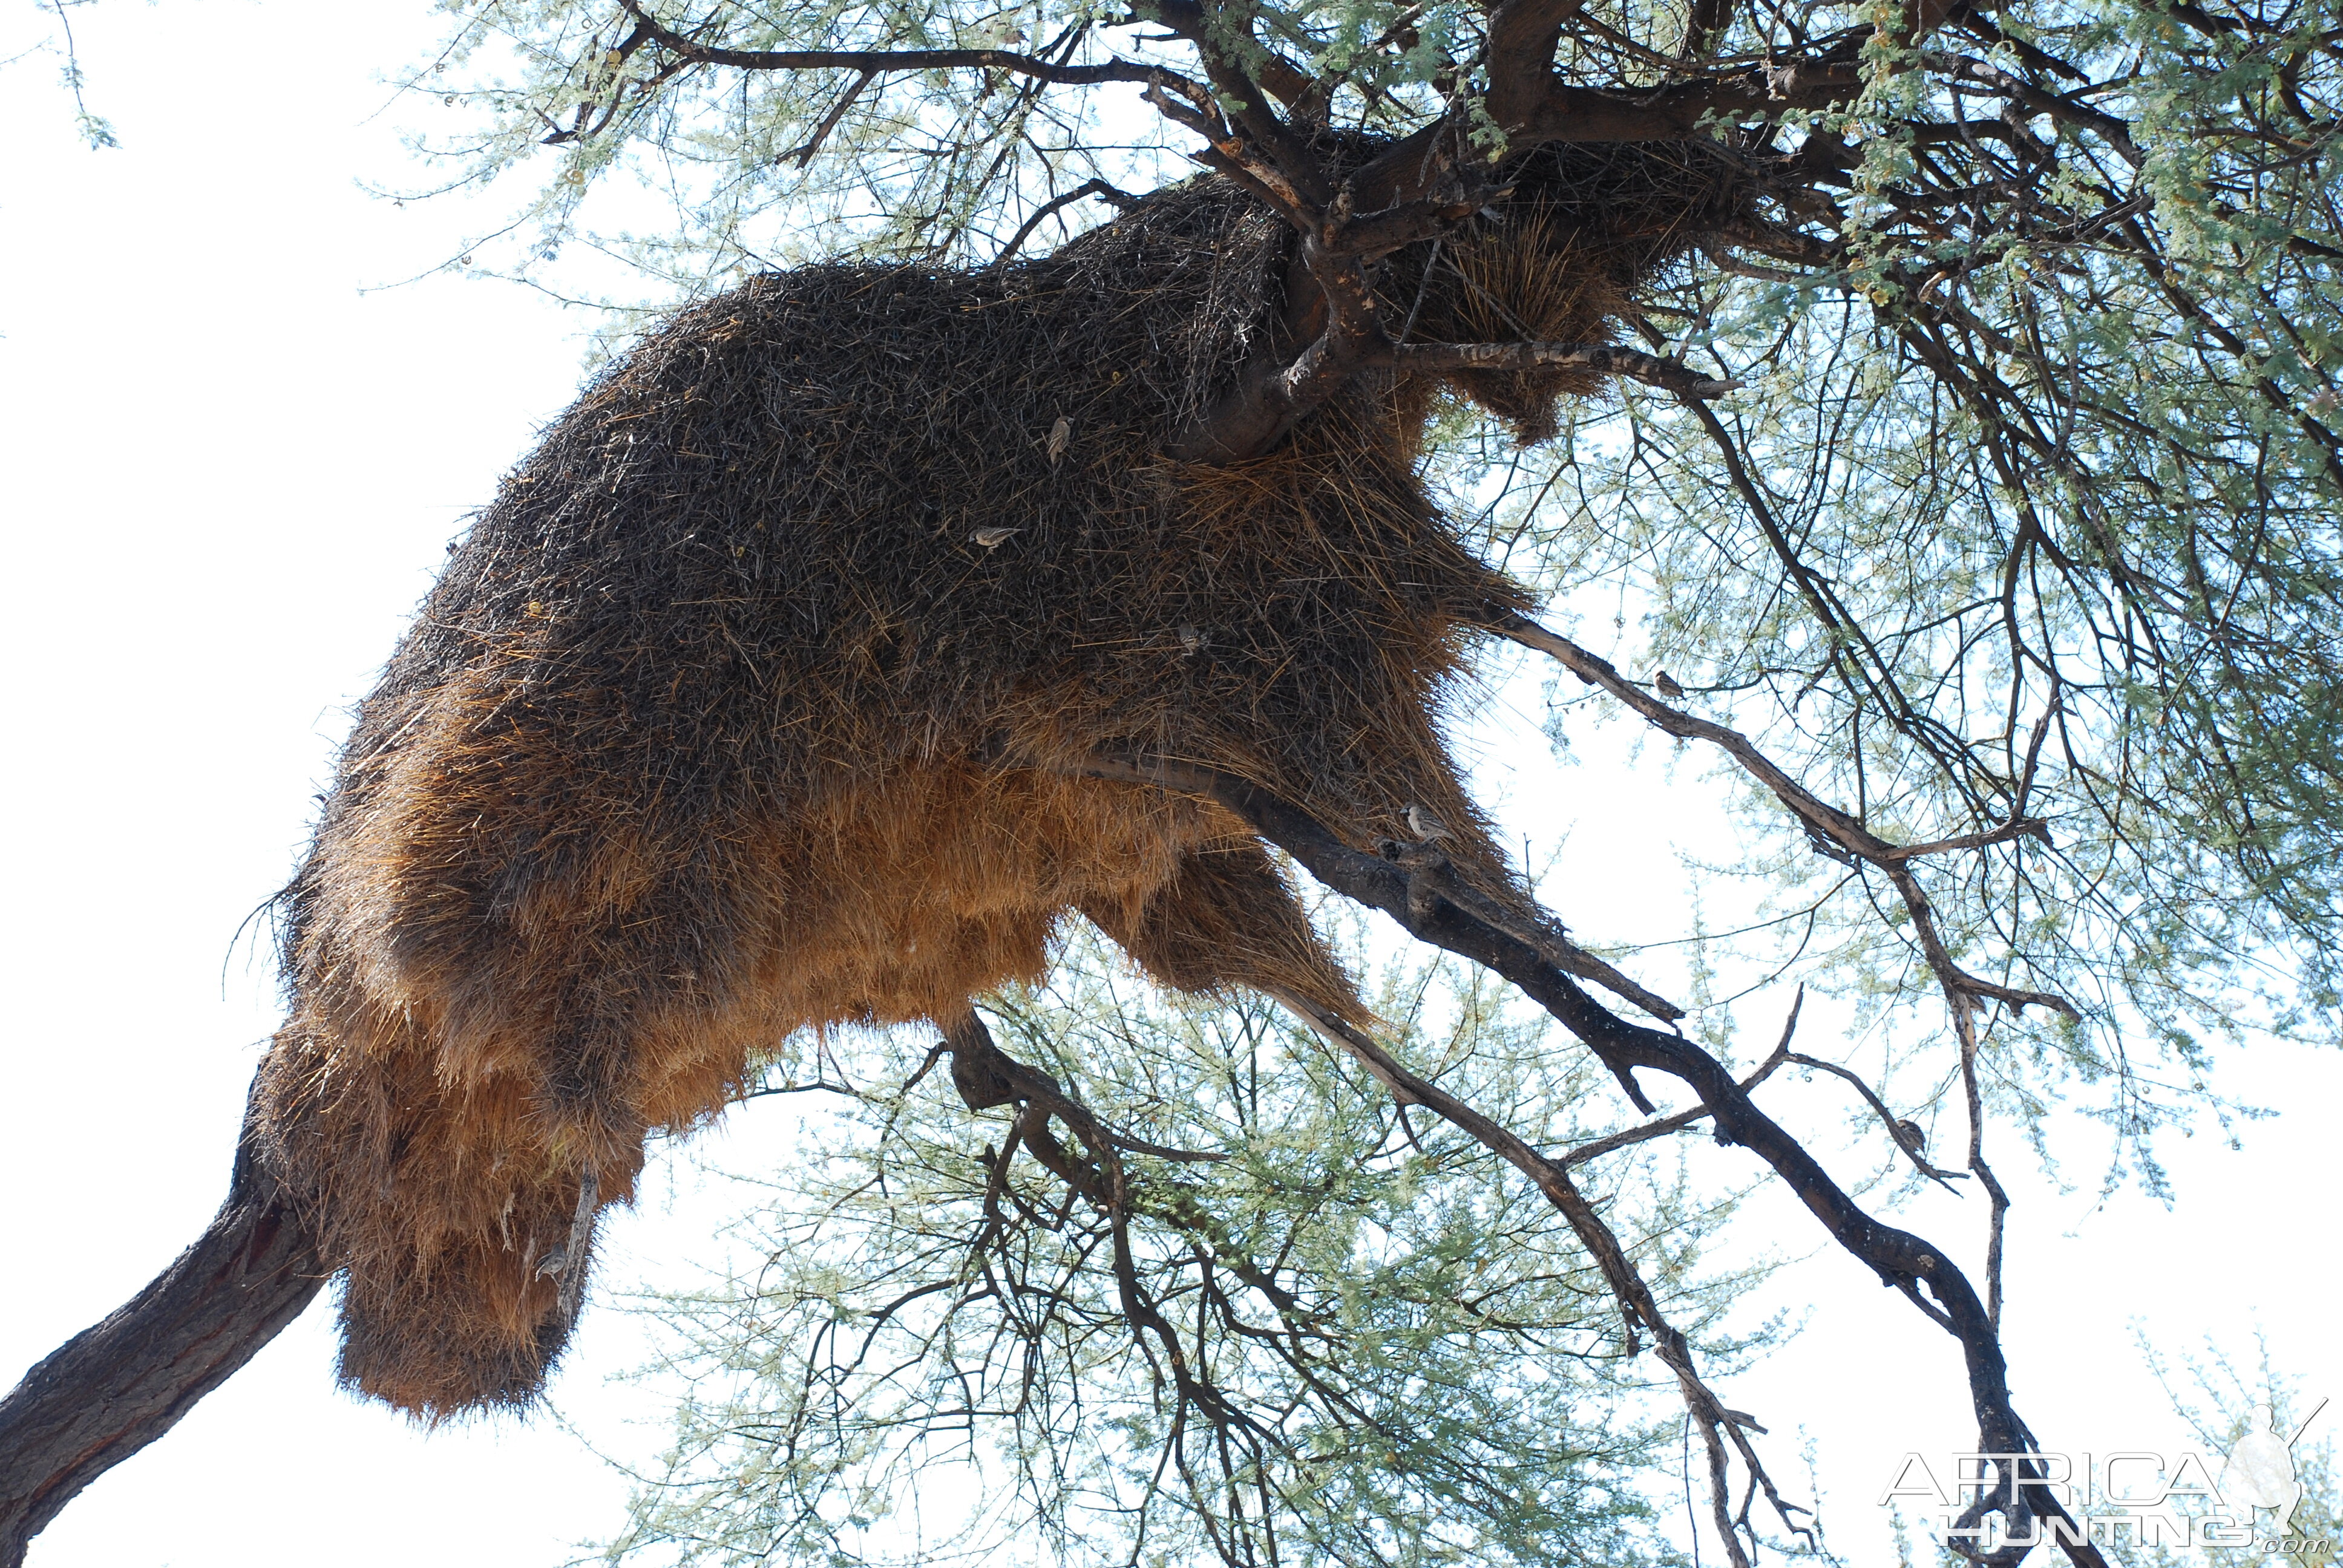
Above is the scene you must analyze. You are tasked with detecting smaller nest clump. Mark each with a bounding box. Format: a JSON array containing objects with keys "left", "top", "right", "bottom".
[{"left": 1388, "top": 138, "right": 1754, "bottom": 441}]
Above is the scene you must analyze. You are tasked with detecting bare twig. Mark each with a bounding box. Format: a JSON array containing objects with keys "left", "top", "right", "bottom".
[
  {"left": 784, "top": 66, "right": 874, "bottom": 168},
  {"left": 989, "top": 177, "right": 1142, "bottom": 268},
  {"left": 1387, "top": 339, "right": 1743, "bottom": 398},
  {"left": 1490, "top": 613, "right": 2079, "bottom": 1023},
  {"left": 1783, "top": 1052, "right": 1969, "bottom": 1189}
]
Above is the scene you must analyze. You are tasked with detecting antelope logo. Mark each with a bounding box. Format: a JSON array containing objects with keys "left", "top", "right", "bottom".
[
  {"left": 1879, "top": 1397, "right": 2332, "bottom": 1555},
  {"left": 2221, "top": 1400, "right": 2326, "bottom": 1541}
]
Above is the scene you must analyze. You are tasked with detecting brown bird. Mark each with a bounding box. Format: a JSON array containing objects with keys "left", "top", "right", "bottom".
[
  {"left": 1654, "top": 670, "right": 1685, "bottom": 699},
  {"left": 1178, "top": 624, "right": 1205, "bottom": 656},
  {"left": 1894, "top": 1119, "right": 1927, "bottom": 1156},
  {"left": 971, "top": 526, "right": 1021, "bottom": 548},
  {"left": 1046, "top": 414, "right": 1072, "bottom": 465},
  {"left": 1404, "top": 803, "right": 1457, "bottom": 842}
]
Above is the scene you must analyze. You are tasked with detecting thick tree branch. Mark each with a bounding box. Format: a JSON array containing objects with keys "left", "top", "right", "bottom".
[
  {"left": 1560, "top": 988, "right": 1800, "bottom": 1166},
  {"left": 1139, "top": 0, "right": 1328, "bottom": 119},
  {"left": 1485, "top": 0, "right": 1597, "bottom": 130},
  {"left": 1512, "top": 65, "right": 1865, "bottom": 142},
  {"left": 0, "top": 1070, "right": 325, "bottom": 1568},
  {"left": 1379, "top": 836, "right": 1686, "bottom": 1022}
]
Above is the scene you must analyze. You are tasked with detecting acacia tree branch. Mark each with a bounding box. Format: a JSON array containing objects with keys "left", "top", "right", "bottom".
[
  {"left": 1385, "top": 339, "right": 1744, "bottom": 397},
  {"left": 989, "top": 177, "right": 1144, "bottom": 267},
  {"left": 942, "top": 1017, "right": 1340, "bottom": 1350},
  {"left": 1492, "top": 614, "right": 2059, "bottom": 1350},
  {"left": 1379, "top": 836, "right": 1685, "bottom": 1022},
  {"left": 1169, "top": 8, "right": 1334, "bottom": 212},
  {"left": 0, "top": 1070, "right": 326, "bottom": 1568},
  {"left": 1782, "top": 1051, "right": 1970, "bottom": 1189},
  {"left": 781, "top": 65, "right": 876, "bottom": 166},
  {"left": 1485, "top": 0, "right": 1599, "bottom": 129},
  {"left": 1060, "top": 751, "right": 2112, "bottom": 1568},
  {"left": 614, "top": 0, "right": 1196, "bottom": 91},
  {"left": 1139, "top": 1, "right": 1326, "bottom": 116},
  {"left": 937, "top": 1012, "right": 1285, "bottom": 1449},
  {"left": 1957, "top": 996, "right": 2015, "bottom": 1330},
  {"left": 1510, "top": 64, "right": 1866, "bottom": 142},
  {"left": 1490, "top": 612, "right": 2077, "bottom": 1022},
  {"left": 1255, "top": 983, "right": 1800, "bottom": 1568},
  {"left": 1559, "top": 987, "right": 1800, "bottom": 1165},
  {"left": 1878, "top": 819, "right": 2054, "bottom": 861}
]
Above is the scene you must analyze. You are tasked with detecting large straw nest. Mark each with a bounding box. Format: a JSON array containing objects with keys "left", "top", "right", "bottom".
[{"left": 256, "top": 137, "right": 1751, "bottom": 1416}]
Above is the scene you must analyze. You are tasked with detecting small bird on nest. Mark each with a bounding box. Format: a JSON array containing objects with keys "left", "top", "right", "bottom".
[
  {"left": 1178, "top": 624, "right": 1205, "bottom": 656},
  {"left": 1654, "top": 670, "right": 1686, "bottom": 699},
  {"left": 1404, "top": 803, "right": 1457, "bottom": 843},
  {"left": 971, "top": 526, "right": 1021, "bottom": 549},
  {"left": 532, "top": 1244, "right": 568, "bottom": 1279},
  {"left": 1046, "top": 415, "right": 1072, "bottom": 466}
]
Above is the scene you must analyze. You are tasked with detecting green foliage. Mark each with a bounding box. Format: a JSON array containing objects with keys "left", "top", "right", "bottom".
[
  {"left": 1478, "top": 0, "right": 2343, "bottom": 1169},
  {"left": 402, "top": 0, "right": 1191, "bottom": 290},
  {"left": 601, "top": 927, "right": 1763, "bottom": 1567}
]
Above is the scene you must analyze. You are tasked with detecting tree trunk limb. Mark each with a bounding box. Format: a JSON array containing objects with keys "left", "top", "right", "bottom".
[
  {"left": 0, "top": 1067, "right": 324, "bottom": 1568},
  {"left": 1066, "top": 751, "right": 2111, "bottom": 1568}
]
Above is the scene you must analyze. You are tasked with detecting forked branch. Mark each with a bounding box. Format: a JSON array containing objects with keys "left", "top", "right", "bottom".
[
  {"left": 1490, "top": 612, "right": 2076, "bottom": 1022},
  {"left": 1261, "top": 979, "right": 1815, "bottom": 1568},
  {"left": 1061, "top": 751, "right": 2111, "bottom": 1568}
]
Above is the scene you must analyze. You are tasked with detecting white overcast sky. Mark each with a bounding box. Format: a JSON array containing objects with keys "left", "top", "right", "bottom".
[{"left": 1, "top": 5, "right": 2336, "bottom": 1566}]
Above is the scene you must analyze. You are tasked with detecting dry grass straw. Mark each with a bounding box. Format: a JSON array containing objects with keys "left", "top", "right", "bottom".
[{"left": 255, "top": 138, "right": 1748, "bottom": 1417}]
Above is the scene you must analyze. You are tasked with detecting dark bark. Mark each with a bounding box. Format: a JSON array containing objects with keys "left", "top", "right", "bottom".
[
  {"left": 0, "top": 1068, "right": 324, "bottom": 1568},
  {"left": 1070, "top": 752, "right": 2111, "bottom": 1568},
  {"left": 1383, "top": 339, "right": 1743, "bottom": 397}
]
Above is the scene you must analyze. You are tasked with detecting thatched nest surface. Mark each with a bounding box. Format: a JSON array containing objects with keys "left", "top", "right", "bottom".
[{"left": 257, "top": 139, "right": 1748, "bottom": 1416}]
